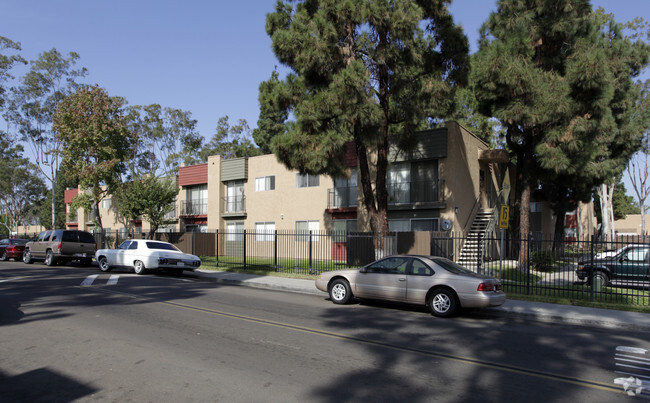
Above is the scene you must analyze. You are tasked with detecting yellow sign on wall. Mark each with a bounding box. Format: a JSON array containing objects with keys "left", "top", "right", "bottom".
[{"left": 499, "top": 205, "right": 510, "bottom": 229}]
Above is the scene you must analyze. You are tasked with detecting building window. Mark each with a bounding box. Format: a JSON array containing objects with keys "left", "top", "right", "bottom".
[
  {"left": 185, "top": 224, "right": 207, "bottom": 233},
  {"left": 255, "top": 222, "right": 276, "bottom": 242},
  {"left": 184, "top": 184, "right": 208, "bottom": 215},
  {"left": 225, "top": 180, "right": 245, "bottom": 212},
  {"left": 331, "top": 170, "right": 357, "bottom": 208},
  {"left": 255, "top": 176, "right": 275, "bottom": 192},
  {"left": 102, "top": 198, "right": 112, "bottom": 209},
  {"left": 295, "top": 220, "right": 320, "bottom": 242},
  {"left": 296, "top": 173, "right": 319, "bottom": 188},
  {"left": 389, "top": 219, "right": 439, "bottom": 232},
  {"left": 387, "top": 161, "right": 439, "bottom": 204},
  {"left": 332, "top": 219, "right": 357, "bottom": 242},
  {"left": 226, "top": 221, "right": 244, "bottom": 241}
]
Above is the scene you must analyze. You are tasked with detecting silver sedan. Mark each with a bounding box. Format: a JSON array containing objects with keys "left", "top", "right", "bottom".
[{"left": 315, "top": 255, "right": 505, "bottom": 317}]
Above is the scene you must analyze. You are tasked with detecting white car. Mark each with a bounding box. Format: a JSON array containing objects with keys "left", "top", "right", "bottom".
[{"left": 95, "top": 239, "right": 201, "bottom": 275}]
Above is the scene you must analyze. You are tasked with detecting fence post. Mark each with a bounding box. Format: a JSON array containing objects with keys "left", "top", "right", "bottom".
[
  {"left": 309, "top": 230, "right": 313, "bottom": 272},
  {"left": 526, "top": 232, "right": 531, "bottom": 295},
  {"left": 274, "top": 230, "right": 278, "bottom": 272},
  {"left": 477, "top": 232, "right": 482, "bottom": 274},
  {"left": 243, "top": 229, "right": 247, "bottom": 270},
  {"left": 215, "top": 229, "right": 219, "bottom": 266},
  {"left": 590, "top": 234, "right": 595, "bottom": 302}
]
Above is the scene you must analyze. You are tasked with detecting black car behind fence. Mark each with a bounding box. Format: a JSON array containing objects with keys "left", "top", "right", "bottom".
[{"left": 15, "top": 229, "right": 650, "bottom": 306}]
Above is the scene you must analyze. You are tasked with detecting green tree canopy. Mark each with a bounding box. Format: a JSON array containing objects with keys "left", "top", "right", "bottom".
[
  {"left": 124, "top": 104, "right": 203, "bottom": 178},
  {"left": 256, "top": 0, "right": 468, "bottom": 237},
  {"left": 5, "top": 48, "right": 87, "bottom": 228},
  {"left": 112, "top": 176, "right": 178, "bottom": 239},
  {"left": 473, "top": 0, "right": 649, "bottom": 251},
  {"left": 0, "top": 36, "right": 25, "bottom": 111},
  {"left": 200, "top": 116, "right": 263, "bottom": 161},
  {"left": 0, "top": 132, "right": 46, "bottom": 234},
  {"left": 53, "top": 85, "right": 130, "bottom": 232}
]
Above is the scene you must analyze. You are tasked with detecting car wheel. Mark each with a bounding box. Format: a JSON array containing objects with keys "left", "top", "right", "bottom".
[
  {"left": 23, "top": 250, "right": 33, "bottom": 264},
  {"left": 1, "top": 251, "right": 7, "bottom": 261},
  {"left": 592, "top": 271, "right": 609, "bottom": 287},
  {"left": 98, "top": 256, "right": 112, "bottom": 272},
  {"left": 134, "top": 260, "right": 146, "bottom": 275},
  {"left": 429, "top": 288, "right": 458, "bottom": 317},
  {"left": 329, "top": 279, "right": 352, "bottom": 304},
  {"left": 45, "top": 250, "right": 57, "bottom": 266}
]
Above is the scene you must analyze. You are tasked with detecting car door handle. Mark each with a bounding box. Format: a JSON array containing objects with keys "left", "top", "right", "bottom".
[{"left": 399, "top": 278, "right": 406, "bottom": 281}]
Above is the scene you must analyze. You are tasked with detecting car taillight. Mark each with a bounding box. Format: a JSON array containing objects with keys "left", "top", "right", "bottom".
[
  {"left": 58, "top": 242, "right": 62, "bottom": 249},
  {"left": 477, "top": 282, "right": 496, "bottom": 292}
]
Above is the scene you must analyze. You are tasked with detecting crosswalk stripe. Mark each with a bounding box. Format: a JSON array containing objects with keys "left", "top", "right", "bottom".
[
  {"left": 81, "top": 274, "right": 99, "bottom": 286},
  {"left": 107, "top": 275, "right": 119, "bottom": 285}
]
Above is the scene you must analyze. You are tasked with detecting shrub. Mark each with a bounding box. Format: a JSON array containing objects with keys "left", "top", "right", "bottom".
[{"left": 530, "top": 250, "right": 555, "bottom": 272}]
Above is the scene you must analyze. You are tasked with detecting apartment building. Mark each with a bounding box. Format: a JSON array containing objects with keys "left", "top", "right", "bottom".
[{"left": 60, "top": 121, "right": 515, "bottom": 239}]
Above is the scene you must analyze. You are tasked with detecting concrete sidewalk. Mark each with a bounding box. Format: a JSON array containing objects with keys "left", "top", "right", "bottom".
[{"left": 185, "top": 269, "right": 650, "bottom": 331}]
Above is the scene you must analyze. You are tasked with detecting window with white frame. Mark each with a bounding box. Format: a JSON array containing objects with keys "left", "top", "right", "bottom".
[
  {"left": 255, "top": 176, "right": 275, "bottom": 192},
  {"left": 226, "top": 221, "right": 244, "bottom": 241},
  {"left": 255, "top": 222, "right": 276, "bottom": 241},
  {"left": 295, "top": 220, "right": 320, "bottom": 242},
  {"left": 296, "top": 173, "right": 319, "bottom": 188},
  {"left": 102, "top": 198, "right": 112, "bottom": 209}
]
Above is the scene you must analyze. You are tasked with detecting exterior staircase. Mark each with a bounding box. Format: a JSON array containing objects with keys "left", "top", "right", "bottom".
[{"left": 457, "top": 209, "right": 494, "bottom": 270}]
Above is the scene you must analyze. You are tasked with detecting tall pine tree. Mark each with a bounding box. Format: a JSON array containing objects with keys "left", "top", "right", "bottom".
[
  {"left": 255, "top": 0, "right": 468, "bottom": 240},
  {"left": 473, "top": 0, "right": 649, "bottom": 262}
]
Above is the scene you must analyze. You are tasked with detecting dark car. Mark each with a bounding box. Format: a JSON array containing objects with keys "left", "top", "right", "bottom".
[
  {"left": 0, "top": 238, "right": 28, "bottom": 261},
  {"left": 23, "top": 229, "right": 97, "bottom": 266},
  {"left": 576, "top": 245, "right": 650, "bottom": 286}
]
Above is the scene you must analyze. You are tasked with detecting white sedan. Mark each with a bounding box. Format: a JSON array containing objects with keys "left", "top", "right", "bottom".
[{"left": 96, "top": 239, "right": 201, "bottom": 275}]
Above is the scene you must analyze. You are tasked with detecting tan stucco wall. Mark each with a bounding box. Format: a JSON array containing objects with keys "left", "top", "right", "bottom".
[
  {"left": 614, "top": 214, "right": 650, "bottom": 236},
  {"left": 243, "top": 154, "right": 331, "bottom": 231},
  {"left": 207, "top": 155, "right": 223, "bottom": 231},
  {"left": 443, "top": 122, "right": 489, "bottom": 233}
]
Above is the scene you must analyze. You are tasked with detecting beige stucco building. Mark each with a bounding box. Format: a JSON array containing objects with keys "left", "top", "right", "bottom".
[{"left": 56, "top": 121, "right": 599, "bottom": 245}]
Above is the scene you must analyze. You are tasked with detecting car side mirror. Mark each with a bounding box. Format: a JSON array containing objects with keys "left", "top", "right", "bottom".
[{"left": 359, "top": 268, "right": 367, "bottom": 273}]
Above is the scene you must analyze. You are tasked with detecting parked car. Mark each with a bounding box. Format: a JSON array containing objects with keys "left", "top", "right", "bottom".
[
  {"left": 576, "top": 245, "right": 649, "bottom": 286},
  {"left": 0, "top": 238, "right": 28, "bottom": 261},
  {"left": 315, "top": 255, "right": 505, "bottom": 317},
  {"left": 23, "top": 229, "right": 96, "bottom": 266},
  {"left": 95, "top": 239, "right": 201, "bottom": 275}
]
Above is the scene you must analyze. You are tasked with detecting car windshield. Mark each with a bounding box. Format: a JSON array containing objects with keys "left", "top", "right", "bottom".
[
  {"left": 10, "top": 239, "right": 28, "bottom": 245},
  {"left": 431, "top": 257, "right": 476, "bottom": 275},
  {"left": 145, "top": 241, "right": 180, "bottom": 252}
]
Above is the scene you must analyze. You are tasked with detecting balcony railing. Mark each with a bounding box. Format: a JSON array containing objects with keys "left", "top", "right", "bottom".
[
  {"left": 328, "top": 186, "right": 358, "bottom": 209},
  {"left": 164, "top": 205, "right": 178, "bottom": 220},
  {"left": 223, "top": 195, "right": 246, "bottom": 214},
  {"left": 388, "top": 180, "right": 444, "bottom": 205},
  {"left": 181, "top": 200, "right": 208, "bottom": 216}
]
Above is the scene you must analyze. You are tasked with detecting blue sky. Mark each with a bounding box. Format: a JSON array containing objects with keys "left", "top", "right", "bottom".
[{"left": 3, "top": 0, "right": 647, "bottom": 142}]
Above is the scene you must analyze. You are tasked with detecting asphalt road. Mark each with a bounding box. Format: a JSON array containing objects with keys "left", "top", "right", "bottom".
[{"left": 0, "top": 260, "right": 647, "bottom": 402}]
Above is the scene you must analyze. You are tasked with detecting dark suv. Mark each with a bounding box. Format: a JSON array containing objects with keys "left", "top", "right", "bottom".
[
  {"left": 23, "top": 230, "right": 97, "bottom": 266},
  {"left": 576, "top": 245, "right": 650, "bottom": 286}
]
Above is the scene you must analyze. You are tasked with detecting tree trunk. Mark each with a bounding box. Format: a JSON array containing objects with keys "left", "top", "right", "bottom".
[
  {"left": 598, "top": 184, "right": 610, "bottom": 241},
  {"left": 552, "top": 205, "right": 566, "bottom": 253}
]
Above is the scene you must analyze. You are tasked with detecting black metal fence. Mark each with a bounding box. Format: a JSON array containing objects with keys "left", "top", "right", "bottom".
[
  {"left": 12, "top": 228, "right": 649, "bottom": 306},
  {"left": 430, "top": 232, "right": 650, "bottom": 306}
]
